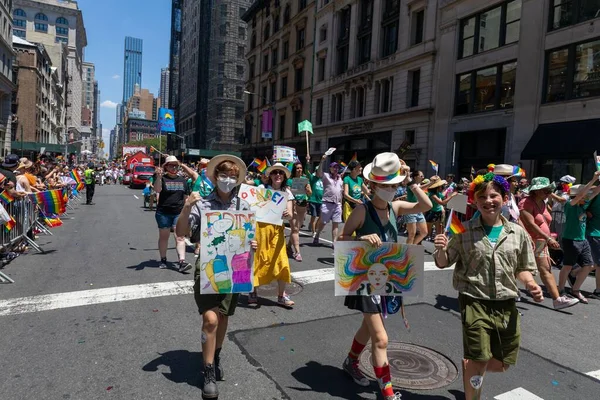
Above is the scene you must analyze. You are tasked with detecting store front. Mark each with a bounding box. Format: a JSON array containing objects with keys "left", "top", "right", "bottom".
[
  {"left": 328, "top": 131, "right": 392, "bottom": 165},
  {"left": 522, "top": 119, "right": 600, "bottom": 182},
  {"left": 454, "top": 128, "right": 506, "bottom": 178}
]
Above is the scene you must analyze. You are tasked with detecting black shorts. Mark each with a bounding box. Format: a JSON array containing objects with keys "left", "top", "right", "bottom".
[
  {"left": 295, "top": 200, "right": 308, "bottom": 207},
  {"left": 308, "top": 202, "right": 321, "bottom": 217},
  {"left": 562, "top": 238, "right": 593, "bottom": 267},
  {"left": 587, "top": 236, "right": 600, "bottom": 265},
  {"left": 426, "top": 210, "right": 444, "bottom": 223},
  {"left": 344, "top": 295, "right": 383, "bottom": 314}
]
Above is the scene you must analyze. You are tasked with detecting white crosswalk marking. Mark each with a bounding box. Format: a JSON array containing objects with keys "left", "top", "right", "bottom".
[
  {"left": 494, "top": 387, "right": 544, "bottom": 400},
  {"left": 586, "top": 369, "right": 600, "bottom": 380}
]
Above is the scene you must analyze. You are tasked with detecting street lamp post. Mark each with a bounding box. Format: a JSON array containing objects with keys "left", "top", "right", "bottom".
[{"left": 244, "top": 90, "right": 275, "bottom": 158}]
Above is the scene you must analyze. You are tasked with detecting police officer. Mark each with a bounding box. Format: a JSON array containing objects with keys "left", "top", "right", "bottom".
[{"left": 84, "top": 162, "right": 96, "bottom": 205}]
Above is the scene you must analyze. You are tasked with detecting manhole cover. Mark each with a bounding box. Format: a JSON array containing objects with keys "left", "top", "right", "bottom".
[
  {"left": 358, "top": 341, "right": 458, "bottom": 390},
  {"left": 256, "top": 281, "right": 303, "bottom": 297}
]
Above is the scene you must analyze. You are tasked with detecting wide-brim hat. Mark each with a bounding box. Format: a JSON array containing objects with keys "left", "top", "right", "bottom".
[
  {"left": 2, "top": 154, "right": 19, "bottom": 168},
  {"left": 428, "top": 177, "right": 447, "bottom": 190},
  {"left": 18, "top": 159, "right": 33, "bottom": 170},
  {"left": 524, "top": 177, "right": 556, "bottom": 194},
  {"left": 568, "top": 184, "right": 594, "bottom": 197},
  {"left": 363, "top": 152, "right": 407, "bottom": 185},
  {"left": 560, "top": 175, "right": 576, "bottom": 184},
  {"left": 164, "top": 155, "right": 179, "bottom": 166},
  {"left": 265, "top": 162, "right": 291, "bottom": 179},
  {"left": 206, "top": 154, "right": 247, "bottom": 185},
  {"left": 493, "top": 164, "right": 514, "bottom": 177}
]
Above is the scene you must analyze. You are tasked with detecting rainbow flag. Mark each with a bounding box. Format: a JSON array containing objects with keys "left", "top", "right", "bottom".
[
  {"left": 0, "top": 190, "right": 15, "bottom": 204},
  {"left": 29, "top": 190, "right": 66, "bottom": 214},
  {"left": 249, "top": 158, "right": 260, "bottom": 169},
  {"left": 71, "top": 169, "right": 85, "bottom": 191},
  {"left": 4, "top": 215, "right": 15, "bottom": 232},
  {"left": 445, "top": 210, "right": 466, "bottom": 235},
  {"left": 350, "top": 152, "right": 358, "bottom": 162},
  {"left": 429, "top": 160, "right": 439, "bottom": 174},
  {"left": 256, "top": 159, "right": 268, "bottom": 173},
  {"left": 44, "top": 214, "right": 63, "bottom": 228}
]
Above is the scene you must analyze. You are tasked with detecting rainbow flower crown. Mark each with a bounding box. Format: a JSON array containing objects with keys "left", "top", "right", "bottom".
[{"left": 468, "top": 173, "right": 510, "bottom": 202}]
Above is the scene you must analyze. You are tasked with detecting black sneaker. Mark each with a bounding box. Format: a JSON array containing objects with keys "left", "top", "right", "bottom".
[
  {"left": 178, "top": 261, "right": 192, "bottom": 273},
  {"left": 214, "top": 350, "right": 224, "bottom": 381},
  {"left": 202, "top": 364, "right": 218, "bottom": 399},
  {"left": 158, "top": 259, "right": 168, "bottom": 269},
  {"left": 590, "top": 290, "right": 600, "bottom": 300}
]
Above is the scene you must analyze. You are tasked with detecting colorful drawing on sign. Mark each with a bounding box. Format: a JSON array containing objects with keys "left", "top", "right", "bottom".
[
  {"left": 334, "top": 241, "right": 424, "bottom": 297},
  {"left": 237, "top": 183, "right": 289, "bottom": 226},
  {"left": 199, "top": 210, "right": 256, "bottom": 294},
  {"left": 274, "top": 146, "right": 296, "bottom": 163},
  {"left": 594, "top": 151, "right": 600, "bottom": 172}
]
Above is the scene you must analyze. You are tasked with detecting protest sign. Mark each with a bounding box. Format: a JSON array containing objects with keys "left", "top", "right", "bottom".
[
  {"left": 325, "top": 147, "right": 336, "bottom": 156},
  {"left": 199, "top": 210, "right": 256, "bottom": 294},
  {"left": 334, "top": 242, "right": 424, "bottom": 297},
  {"left": 291, "top": 177, "right": 309, "bottom": 195},
  {"left": 447, "top": 193, "right": 468, "bottom": 215},
  {"left": 274, "top": 146, "right": 296, "bottom": 163},
  {"left": 594, "top": 151, "right": 600, "bottom": 171},
  {"left": 238, "top": 183, "right": 289, "bottom": 226}
]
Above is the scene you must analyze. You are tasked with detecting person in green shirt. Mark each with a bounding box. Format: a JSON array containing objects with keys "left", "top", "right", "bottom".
[
  {"left": 425, "top": 176, "right": 458, "bottom": 241},
  {"left": 307, "top": 163, "right": 323, "bottom": 234},
  {"left": 343, "top": 161, "right": 370, "bottom": 222},
  {"left": 558, "top": 172, "right": 600, "bottom": 303},
  {"left": 286, "top": 158, "right": 312, "bottom": 261},
  {"left": 585, "top": 186, "right": 600, "bottom": 300},
  {"left": 84, "top": 163, "right": 96, "bottom": 205}
]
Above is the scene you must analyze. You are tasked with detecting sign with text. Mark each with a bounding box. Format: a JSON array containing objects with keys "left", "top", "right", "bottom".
[
  {"left": 238, "top": 183, "right": 288, "bottom": 226},
  {"left": 274, "top": 146, "right": 296, "bottom": 163},
  {"left": 157, "top": 108, "right": 176, "bottom": 133}
]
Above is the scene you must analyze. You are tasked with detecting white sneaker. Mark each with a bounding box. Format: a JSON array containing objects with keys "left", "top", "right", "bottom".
[{"left": 553, "top": 295, "right": 579, "bottom": 310}]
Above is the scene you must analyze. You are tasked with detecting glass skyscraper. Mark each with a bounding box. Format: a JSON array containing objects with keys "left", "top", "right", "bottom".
[{"left": 123, "top": 36, "right": 143, "bottom": 104}]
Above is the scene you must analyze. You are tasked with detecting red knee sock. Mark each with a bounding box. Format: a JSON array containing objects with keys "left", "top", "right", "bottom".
[
  {"left": 347, "top": 338, "right": 366, "bottom": 361},
  {"left": 373, "top": 365, "right": 394, "bottom": 397}
]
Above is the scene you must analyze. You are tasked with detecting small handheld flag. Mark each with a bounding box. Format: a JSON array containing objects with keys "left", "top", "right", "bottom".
[
  {"left": 0, "top": 190, "right": 15, "bottom": 204},
  {"left": 256, "top": 159, "right": 268, "bottom": 174},
  {"left": 470, "top": 166, "right": 476, "bottom": 175},
  {"left": 350, "top": 153, "right": 358, "bottom": 162},
  {"left": 445, "top": 210, "right": 466, "bottom": 235},
  {"left": 4, "top": 215, "right": 15, "bottom": 232},
  {"left": 429, "top": 160, "right": 439, "bottom": 174}
]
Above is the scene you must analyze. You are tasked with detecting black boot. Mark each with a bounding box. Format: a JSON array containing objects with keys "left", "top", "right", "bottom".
[
  {"left": 202, "top": 364, "right": 218, "bottom": 399},
  {"left": 214, "top": 348, "right": 224, "bottom": 381}
]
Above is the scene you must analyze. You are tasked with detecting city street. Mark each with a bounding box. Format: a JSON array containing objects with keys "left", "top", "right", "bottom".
[{"left": 0, "top": 184, "right": 599, "bottom": 400}]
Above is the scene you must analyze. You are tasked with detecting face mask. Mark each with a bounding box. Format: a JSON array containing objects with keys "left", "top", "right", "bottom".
[
  {"left": 375, "top": 187, "right": 396, "bottom": 202},
  {"left": 217, "top": 177, "right": 237, "bottom": 193}
]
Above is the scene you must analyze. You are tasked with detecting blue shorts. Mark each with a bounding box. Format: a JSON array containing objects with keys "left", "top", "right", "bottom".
[
  {"left": 404, "top": 212, "right": 426, "bottom": 224},
  {"left": 308, "top": 202, "right": 321, "bottom": 217},
  {"left": 155, "top": 211, "right": 180, "bottom": 229}
]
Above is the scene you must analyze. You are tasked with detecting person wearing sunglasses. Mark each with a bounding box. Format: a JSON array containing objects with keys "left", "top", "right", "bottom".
[
  {"left": 248, "top": 163, "right": 295, "bottom": 307},
  {"left": 519, "top": 177, "right": 579, "bottom": 310}
]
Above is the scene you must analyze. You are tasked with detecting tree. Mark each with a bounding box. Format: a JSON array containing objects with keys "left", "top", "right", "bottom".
[{"left": 117, "top": 136, "right": 167, "bottom": 158}]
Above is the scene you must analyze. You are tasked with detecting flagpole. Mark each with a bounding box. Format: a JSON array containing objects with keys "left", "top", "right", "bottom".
[{"left": 305, "top": 131, "right": 310, "bottom": 159}]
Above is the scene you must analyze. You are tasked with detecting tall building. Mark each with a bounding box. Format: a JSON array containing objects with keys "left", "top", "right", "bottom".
[
  {"left": 123, "top": 36, "right": 143, "bottom": 104},
  {"left": 124, "top": 84, "right": 160, "bottom": 123},
  {"left": 0, "top": 0, "right": 15, "bottom": 156},
  {"left": 178, "top": 0, "right": 251, "bottom": 151},
  {"left": 167, "top": 0, "right": 182, "bottom": 152},
  {"left": 159, "top": 67, "right": 170, "bottom": 109},
  {"left": 109, "top": 127, "right": 116, "bottom": 159},
  {"left": 13, "top": 0, "right": 87, "bottom": 145},
  {"left": 81, "top": 61, "right": 94, "bottom": 126}
]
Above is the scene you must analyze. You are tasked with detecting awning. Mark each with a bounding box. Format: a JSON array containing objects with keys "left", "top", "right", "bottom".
[
  {"left": 185, "top": 148, "right": 241, "bottom": 157},
  {"left": 11, "top": 142, "right": 79, "bottom": 154},
  {"left": 521, "top": 119, "right": 600, "bottom": 159}
]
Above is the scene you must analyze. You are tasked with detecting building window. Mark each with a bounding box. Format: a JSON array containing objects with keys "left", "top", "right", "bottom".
[
  {"left": 320, "top": 25, "right": 327, "bottom": 42},
  {"left": 459, "top": 0, "right": 521, "bottom": 59},
  {"left": 455, "top": 60, "right": 517, "bottom": 115},
  {"left": 56, "top": 17, "right": 69, "bottom": 25},
  {"left": 35, "top": 22, "right": 48, "bottom": 32},
  {"left": 263, "top": 53, "right": 269, "bottom": 72},
  {"left": 237, "top": 65, "right": 244, "bottom": 76},
  {"left": 264, "top": 22, "right": 270, "bottom": 41},
  {"left": 14, "top": 9, "right": 26, "bottom": 17},
  {"left": 262, "top": 86, "right": 267, "bottom": 105},
  {"left": 284, "top": 5, "right": 291, "bottom": 24},
  {"left": 318, "top": 57, "right": 326, "bottom": 82},
  {"left": 55, "top": 36, "right": 68, "bottom": 44},
  {"left": 272, "top": 47, "right": 278, "bottom": 67},
  {"left": 381, "top": 0, "right": 400, "bottom": 57},
  {"left": 220, "top": 23, "right": 228, "bottom": 36},
  {"left": 375, "top": 77, "right": 393, "bottom": 113},
  {"left": 405, "top": 130, "right": 415, "bottom": 145},
  {"left": 350, "top": 86, "right": 366, "bottom": 118},
  {"left": 295, "top": 67, "right": 303, "bottom": 91},
  {"left": 239, "top": 7, "right": 247, "bottom": 17},
  {"left": 279, "top": 114, "right": 286, "bottom": 139},
  {"left": 218, "top": 63, "right": 225, "bottom": 76},
  {"left": 251, "top": 34, "right": 256, "bottom": 48},
  {"left": 13, "top": 29, "right": 25, "bottom": 37},
  {"left": 293, "top": 109, "right": 302, "bottom": 132},
  {"left": 13, "top": 19, "right": 26, "bottom": 28},
  {"left": 249, "top": 61, "right": 255, "bottom": 78},
  {"left": 550, "top": 0, "right": 600, "bottom": 31},
  {"left": 357, "top": 0, "right": 373, "bottom": 65},
  {"left": 297, "top": 28, "right": 306, "bottom": 50},
  {"left": 544, "top": 37, "right": 600, "bottom": 102},
  {"left": 283, "top": 40, "right": 290, "bottom": 59},
  {"left": 281, "top": 76, "right": 288, "bottom": 98},
  {"left": 407, "top": 69, "right": 420, "bottom": 108},
  {"left": 410, "top": 9, "right": 424, "bottom": 45},
  {"left": 316, "top": 98, "right": 324, "bottom": 125},
  {"left": 56, "top": 26, "right": 69, "bottom": 36},
  {"left": 238, "top": 45, "right": 245, "bottom": 58},
  {"left": 274, "top": 13, "right": 280, "bottom": 32},
  {"left": 221, "top": 4, "right": 228, "bottom": 16},
  {"left": 219, "top": 43, "right": 226, "bottom": 56},
  {"left": 270, "top": 83, "right": 277, "bottom": 102},
  {"left": 337, "top": 7, "right": 351, "bottom": 74},
  {"left": 331, "top": 93, "right": 344, "bottom": 122},
  {"left": 35, "top": 12, "right": 48, "bottom": 21},
  {"left": 299, "top": 0, "right": 307, "bottom": 12},
  {"left": 239, "top": 26, "right": 246, "bottom": 39}
]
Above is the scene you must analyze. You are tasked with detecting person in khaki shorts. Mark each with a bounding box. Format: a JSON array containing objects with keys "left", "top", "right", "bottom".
[{"left": 433, "top": 172, "right": 543, "bottom": 400}]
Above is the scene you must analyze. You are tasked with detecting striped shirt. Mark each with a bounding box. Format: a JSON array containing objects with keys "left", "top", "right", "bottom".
[{"left": 436, "top": 215, "right": 536, "bottom": 300}]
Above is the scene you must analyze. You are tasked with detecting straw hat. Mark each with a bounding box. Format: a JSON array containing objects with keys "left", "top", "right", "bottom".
[
  {"left": 493, "top": 164, "right": 514, "bottom": 177},
  {"left": 206, "top": 154, "right": 247, "bottom": 185},
  {"left": 363, "top": 152, "right": 407, "bottom": 184},
  {"left": 265, "top": 162, "right": 291, "bottom": 179},
  {"left": 18, "top": 158, "right": 33, "bottom": 170},
  {"left": 428, "top": 176, "right": 447, "bottom": 190},
  {"left": 568, "top": 184, "right": 592, "bottom": 197},
  {"left": 164, "top": 155, "right": 179, "bottom": 166}
]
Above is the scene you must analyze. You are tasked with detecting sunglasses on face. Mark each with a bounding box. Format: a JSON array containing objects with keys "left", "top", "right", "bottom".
[{"left": 270, "top": 170, "right": 285, "bottom": 176}]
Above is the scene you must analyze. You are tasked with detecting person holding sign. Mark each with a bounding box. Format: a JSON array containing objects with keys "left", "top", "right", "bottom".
[
  {"left": 314, "top": 155, "right": 344, "bottom": 246},
  {"left": 287, "top": 159, "right": 312, "bottom": 262},
  {"left": 248, "top": 163, "right": 295, "bottom": 307},
  {"left": 343, "top": 160, "right": 370, "bottom": 222},
  {"left": 175, "top": 154, "right": 255, "bottom": 399},
  {"left": 338, "top": 153, "right": 431, "bottom": 400},
  {"left": 433, "top": 172, "right": 543, "bottom": 400}
]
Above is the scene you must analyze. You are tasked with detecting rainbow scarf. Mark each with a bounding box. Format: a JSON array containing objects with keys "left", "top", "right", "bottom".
[
  {"left": 29, "top": 190, "right": 66, "bottom": 214},
  {"left": 4, "top": 215, "right": 15, "bottom": 232},
  {"left": 0, "top": 190, "right": 15, "bottom": 204}
]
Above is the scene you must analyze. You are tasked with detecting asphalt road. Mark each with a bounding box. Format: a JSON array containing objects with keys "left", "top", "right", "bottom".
[{"left": 0, "top": 184, "right": 598, "bottom": 400}]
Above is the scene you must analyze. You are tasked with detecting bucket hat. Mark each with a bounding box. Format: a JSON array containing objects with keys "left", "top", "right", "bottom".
[
  {"left": 363, "top": 152, "right": 407, "bottom": 184},
  {"left": 206, "top": 154, "right": 247, "bottom": 185},
  {"left": 164, "top": 155, "right": 179, "bottom": 166},
  {"left": 525, "top": 177, "right": 556, "bottom": 194}
]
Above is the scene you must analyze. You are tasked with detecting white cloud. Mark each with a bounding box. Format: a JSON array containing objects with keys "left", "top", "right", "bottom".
[
  {"left": 101, "top": 100, "right": 118, "bottom": 109},
  {"left": 112, "top": 74, "right": 120, "bottom": 79}
]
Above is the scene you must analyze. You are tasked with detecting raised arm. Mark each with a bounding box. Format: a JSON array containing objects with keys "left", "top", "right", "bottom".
[
  {"left": 180, "top": 163, "right": 199, "bottom": 182},
  {"left": 570, "top": 171, "right": 600, "bottom": 205},
  {"left": 317, "top": 155, "right": 326, "bottom": 178}
]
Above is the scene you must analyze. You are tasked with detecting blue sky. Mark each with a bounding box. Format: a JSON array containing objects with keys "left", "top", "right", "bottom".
[{"left": 77, "top": 0, "right": 171, "bottom": 146}]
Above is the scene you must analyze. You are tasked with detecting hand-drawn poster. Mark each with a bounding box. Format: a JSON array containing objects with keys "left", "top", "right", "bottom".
[
  {"left": 274, "top": 146, "right": 296, "bottom": 163},
  {"left": 237, "top": 183, "right": 288, "bottom": 226},
  {"left": 291, "top": 177, "right": 309, "bottom": 195},
  {"left": 199, "top": 210, "right": 256, "bottom": 294},
  {"left": 334, "top": 242, "right": 424, "bottom": 297}
]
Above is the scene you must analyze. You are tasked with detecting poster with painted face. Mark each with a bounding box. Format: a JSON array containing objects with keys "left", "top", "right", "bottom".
[
  {"left": 199, "top": 210, "right": 256, "bottom": 294},
  {"left": 334, "top": 242, "right": 424, "bottom": 296}
]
